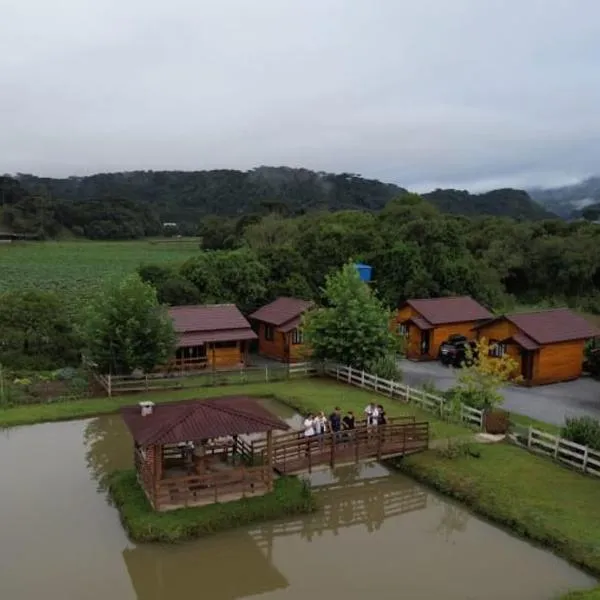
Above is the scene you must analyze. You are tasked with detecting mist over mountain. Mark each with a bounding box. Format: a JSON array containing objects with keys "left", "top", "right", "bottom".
[{"left": 529, "top": 176, "right": 600, "bottom": 219}]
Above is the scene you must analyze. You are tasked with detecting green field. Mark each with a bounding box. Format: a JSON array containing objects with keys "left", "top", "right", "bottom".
[{"left": 0, "top": 239, "right": 200, "bottom": 306}]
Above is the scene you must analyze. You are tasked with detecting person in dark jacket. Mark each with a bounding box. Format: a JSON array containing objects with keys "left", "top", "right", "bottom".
[
  {"left": 342, "top": 411, "right": 355, "bottom": 430},
  {"left": 377, "top": 405, "right": 387, "bottom": 425},
  {"left": 329, "top": 406, "right": 342, "bottom": 434}
]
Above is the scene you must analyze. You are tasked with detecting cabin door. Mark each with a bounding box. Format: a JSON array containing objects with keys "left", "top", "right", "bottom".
[
  {"left": 420, "top": 330, "right": 431, "bottom": 356},
  {"left": 521, "top": 350, "right": 534, "bottom": 381}
]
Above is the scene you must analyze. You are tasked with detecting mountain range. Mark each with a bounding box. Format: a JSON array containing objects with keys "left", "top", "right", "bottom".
[{"left": 529, "top": 176, "right": 600, "bottom": 219}]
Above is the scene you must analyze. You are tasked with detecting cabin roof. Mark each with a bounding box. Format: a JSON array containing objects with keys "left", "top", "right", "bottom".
[
  {"left": 484, "top": 308, "right": 600, "bottom": 345},
  {"left": 121, "top": 396, "right": 290, "bottom": 446},
  {"left": 406, "top": 316, "right": 434, "bottom": 330},
  {"left": 249, "top": 297, "right": 313, "bottom": 329},
  {"left": 501, "top": 332, "right": 540, "bottom": 351},
  {"left": 403, "top": 296, "right": 493, "bottom": 326},
  {"left": 168, "top": 304, "right": 257, "bottom": 345}
]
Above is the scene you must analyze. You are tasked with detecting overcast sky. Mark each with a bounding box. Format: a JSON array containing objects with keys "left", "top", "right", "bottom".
[{"left": 2, "top": 0, "right": 599, "bottom": 191}]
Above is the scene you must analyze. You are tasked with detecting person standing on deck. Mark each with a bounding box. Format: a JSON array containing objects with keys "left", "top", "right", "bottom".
[
  {"left": 314, "top": 411, "right": 328, "bottom": 436},
  {"left": 329, "top": 406, "right": 342, "bottom": 435},
  {"left": 377, "top": 405, "right": 387, "bottom": 426},
  {"left": 303, "top": 413, "right": 315, "bottom": 437},
  {"left": 342, "top": 411, "right": 355, "bottom": 430},
  {"left": 365, "top": 401, "right": 378, "bottom": 427}
]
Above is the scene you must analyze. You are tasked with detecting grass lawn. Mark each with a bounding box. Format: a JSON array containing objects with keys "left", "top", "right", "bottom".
[
  {"left": 0, "top": 377, "right": 470, "bottom": 439},
  {"left": 109, "top": 470, "right": 316, "bottom": 542},
  {"left": 397, "top": 443, "right": 600, "bottom": 583}
]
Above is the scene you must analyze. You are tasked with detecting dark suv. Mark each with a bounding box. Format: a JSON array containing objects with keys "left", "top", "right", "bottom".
[{"left": 438, "top": 335, "right": 477, "bottom": 368}]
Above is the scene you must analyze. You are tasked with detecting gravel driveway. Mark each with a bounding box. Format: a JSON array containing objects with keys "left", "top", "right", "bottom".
[{"left": 399, "top": 359, "right": 600, "bottom": 427}]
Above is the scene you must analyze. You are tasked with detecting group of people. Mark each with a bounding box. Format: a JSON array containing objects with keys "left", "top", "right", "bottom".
[{"left": 302, "top": 401, "right": 387, "bottom": 438}]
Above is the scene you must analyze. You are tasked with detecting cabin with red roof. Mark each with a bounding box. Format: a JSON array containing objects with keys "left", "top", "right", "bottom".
[
  {"left": 396, "top": 296, "right": 493, "bottom": 361},
  {"left": 474, "top": 308, "right": 600, "bottom": 386},
  {"left": 250, "top": 297, "right": 314, "bottom": 363},
  {"left": 168, "top": 304, "right": 257, "bottom": 371}
]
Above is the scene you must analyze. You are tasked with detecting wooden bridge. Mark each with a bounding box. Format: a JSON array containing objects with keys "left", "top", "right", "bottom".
[{"left": 249, "top": 417, "right": 429, "bottom": 475}]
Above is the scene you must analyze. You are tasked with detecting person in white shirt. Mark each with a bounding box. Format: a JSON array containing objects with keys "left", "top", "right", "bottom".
[
  {"left": 314, "top": 411, "right": 328, "bottom": 436},
  {"left": 364, "top": 402, "right": 377, "bottom": 427},
  {"left": 303, "top": 413, "right": 315, "bottom": 437}
]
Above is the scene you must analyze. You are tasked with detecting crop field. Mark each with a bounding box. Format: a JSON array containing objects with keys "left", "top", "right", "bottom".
[{"left": 0, "top": 239, "right": 200, "bottom": 309}]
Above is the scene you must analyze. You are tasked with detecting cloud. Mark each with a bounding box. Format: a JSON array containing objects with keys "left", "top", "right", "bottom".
[{"left": 2, "top": 0, "right": 600, "bottom": 190}]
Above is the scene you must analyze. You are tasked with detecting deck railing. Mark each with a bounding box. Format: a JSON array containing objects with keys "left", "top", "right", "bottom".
[{"left": 155, "top": 465, "right": 271, "bottom": 509}]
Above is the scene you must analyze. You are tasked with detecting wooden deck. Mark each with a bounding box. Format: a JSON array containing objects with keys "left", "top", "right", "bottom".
[{"left": 253, "top": 417, "right": 429, "bottom": 475}]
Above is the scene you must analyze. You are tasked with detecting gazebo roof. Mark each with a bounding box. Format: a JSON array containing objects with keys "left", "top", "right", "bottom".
[{"left": 121, "top": 396, "right": 290, "bottom": 446}]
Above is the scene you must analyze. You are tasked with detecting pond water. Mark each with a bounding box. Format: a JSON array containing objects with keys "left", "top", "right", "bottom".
[{"left": 0, "top": 401, "right": 596, "bottom": 600}]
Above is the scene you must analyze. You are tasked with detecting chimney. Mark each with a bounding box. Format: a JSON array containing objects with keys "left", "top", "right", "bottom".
[{"left": 139, "top": 401, "right": 155, "bottom": 417}]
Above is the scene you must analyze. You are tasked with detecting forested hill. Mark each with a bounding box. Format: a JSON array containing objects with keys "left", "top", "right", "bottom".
[{"left": 3, "top": 167, "right": 556, "bottom": 239}]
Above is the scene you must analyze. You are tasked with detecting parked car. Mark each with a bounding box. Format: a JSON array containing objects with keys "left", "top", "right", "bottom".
[{"left": 438, "top": 335, "right": 477, "bottom": 367}]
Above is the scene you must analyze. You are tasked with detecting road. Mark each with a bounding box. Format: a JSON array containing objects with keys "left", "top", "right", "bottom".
[{"left": 399, "top": 359, "right": 600, "bottom": 427}]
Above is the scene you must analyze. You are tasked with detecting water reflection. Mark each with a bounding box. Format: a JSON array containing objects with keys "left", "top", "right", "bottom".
[
  {"left": 433, "top": 499, "right": 470, "bottom": 542},
  {"left": 84, "top": 415, "right": 132, "bottom": 490},
  {"left": 123, "top": 534, "right": 289, "bottom": 600}
]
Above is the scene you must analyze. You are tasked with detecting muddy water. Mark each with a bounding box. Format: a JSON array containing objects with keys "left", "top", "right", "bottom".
[{"left": 0, "top": 408, "right": 595, "bottom": 600}]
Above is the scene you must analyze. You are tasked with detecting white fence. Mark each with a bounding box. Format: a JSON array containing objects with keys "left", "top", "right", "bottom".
[
  {"left": 525, "top": 427, "right": 600, "bottom": 477},
  {"left": 323, "top": 364, "right": 484, "bottom": 429}
]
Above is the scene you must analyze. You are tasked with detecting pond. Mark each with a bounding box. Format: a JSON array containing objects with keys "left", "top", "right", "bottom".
[{"left": 0, "top": 401, "right": 595, "bottom": 600}]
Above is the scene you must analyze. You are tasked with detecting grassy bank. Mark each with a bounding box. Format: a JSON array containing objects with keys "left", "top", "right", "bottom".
[
  {"left": 108, "top": 470, "right": 316, "bottom": 542},
  {"left": 395, "top": 443, "right": 600, "bottom": 592},
  {"left": 0, "top": 377, "right": 470, "bottom": 439}
]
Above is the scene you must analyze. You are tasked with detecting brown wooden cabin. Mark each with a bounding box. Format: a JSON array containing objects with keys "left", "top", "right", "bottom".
[
  {"left": 121, "top": 396, "right": 290, "bottom": 511},
  {"left": 473, "top": 308, "right": 600, "bottom": 386},
  {"left": 249, "top": 297, "right": 314, "bottom": 363},
  {"left": 395, "top": 296, "right": 493, "bottom": 361},
  {"left": 168, "top": 304, "right": 257, "bottom": 371}
]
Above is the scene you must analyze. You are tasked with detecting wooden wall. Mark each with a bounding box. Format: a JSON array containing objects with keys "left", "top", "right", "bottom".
[
  {"left": 475, "top": 318, "right": 518, "bottom": 343},
  {"left": 210, "top": 342, "right": 243, "bottom": 368},
  {"left": 534, "top": 340, "right": 585, "bottom": 385},
  {"left": 288, "top": 335, "right": 307, "bottom": 363},
  {"left": 430, "top": 321, "right": 480, "bottom": 359},
  {"left": 257, "top": 323, "right": 287, "bottom": 361}
]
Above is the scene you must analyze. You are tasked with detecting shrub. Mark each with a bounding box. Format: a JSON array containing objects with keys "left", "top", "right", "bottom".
[
  {"left": 366, "top": 353, "right": 403, "bottom": 382},
  {"left": 561, "top": 416, "right": 600, "bottom": 451}
]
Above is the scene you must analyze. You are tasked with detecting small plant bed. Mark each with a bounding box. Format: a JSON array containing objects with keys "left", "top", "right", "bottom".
[
  {"left": 560, "top": 587, "right": 600, "bottom": 600},
  {"left": 108, "top": 470, "right": 316, "bottom": 543},
  {"left": 395, "top": 443, "right": 600, "bottom": 579}
]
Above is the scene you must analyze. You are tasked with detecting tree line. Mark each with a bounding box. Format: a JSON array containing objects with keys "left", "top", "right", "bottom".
[
  {"left": 1, "top": 192, "right": 599, "bottom": 374},
  {"left": 3, "top": 167, "right": 556, "bottom": 240}
]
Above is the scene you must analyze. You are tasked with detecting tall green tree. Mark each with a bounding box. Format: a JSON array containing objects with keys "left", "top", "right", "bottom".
[
  {"left": 0, "top": 290, "right": 80, "bottom": 369},
  {"left": 303, "top": 263, "right": 397, "bottom": 370},
  {"left": 84, "top": 274, "right": 176, "bottom": 374}
]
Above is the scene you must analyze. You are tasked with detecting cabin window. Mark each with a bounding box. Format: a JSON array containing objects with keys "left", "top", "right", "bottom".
[
  {"left": 264, "top": 325, "right": 274, "bottom": 341},
  {"left": 489, "top": 341, "right": 506, "bottom": 358},
  {"left": 291, "top": 328, "right": 304, "bottom": 345},
  {"left": 397, "top": 323, "right": 409, "bottom": 336},
  {"left": 213, "top": 340, "right": 237, "bottom": 349}
]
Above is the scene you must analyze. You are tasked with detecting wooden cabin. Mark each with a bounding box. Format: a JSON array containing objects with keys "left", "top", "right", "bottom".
[
  {"left": 168, "top": 304, "right": 257, "bottom": 370},
  {"left": 249, "top": 297, "right": 314, "bottom": 363},
  {"left": 396, "top": 296, "right": 493, "bottom": 361},
  {"left": 121, "top": 396, "right": 290, "bottom": 511},
  {"left": 473, "top": 308, "right": 600, "bottom": 386}
]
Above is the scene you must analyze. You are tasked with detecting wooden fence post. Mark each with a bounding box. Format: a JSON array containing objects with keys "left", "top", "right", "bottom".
[
  {"left": 361, "top": 370, "right": 365, "bottom": 387},
  {"left": 405, "top": 385, "right": 410, "bottom": 403},
  {"left": 527, "top": 427, "right": 533, "bottom": 449},
  {"left": 347, "top": 365, "right": 352, "bottom": 384},
  {"left": 145, "top": 375, "right": 149, "bottom": 392},
  {"left": 107, "top": 374, "right": 112, "bottom": 398},
  {"left": 554, "top": 436, "right": 560, "bottom": 459},
  {"left": 374, "top": 374, "right": 379, "bottom": 391},
  {"left": 265, "top": 366, "right": 269, "bottom": 382},
  {"left": 583, "top": 447, "right": 589, "bottom": 472}
]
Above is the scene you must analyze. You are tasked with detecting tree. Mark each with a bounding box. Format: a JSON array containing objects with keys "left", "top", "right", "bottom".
[
  {"left": 449, "top": 338, "right": 521, "bottom": 410},
  {"left": 0, "top": 290, "right": 80, "bottom": 369},
  {"left": 84, "top": 274, "right": 176, "bottom": 374},
  {"left": 303, "top": 262, "right": 397, "bottom": 371}
]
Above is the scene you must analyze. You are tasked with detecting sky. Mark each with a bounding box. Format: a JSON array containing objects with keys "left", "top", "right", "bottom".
[{"left": 2, "top": 0, "right": 600, "bottom": 191}]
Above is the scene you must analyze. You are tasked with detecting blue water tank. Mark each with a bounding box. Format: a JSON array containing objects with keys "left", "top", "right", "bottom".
[{"left": 355, "top": 263, "right": 372, "bottom": 282}]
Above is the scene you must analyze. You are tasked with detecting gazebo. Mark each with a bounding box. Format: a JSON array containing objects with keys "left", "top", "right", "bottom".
[{"left": 121, "top": 396, "right": 290, "bottom": 511}]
